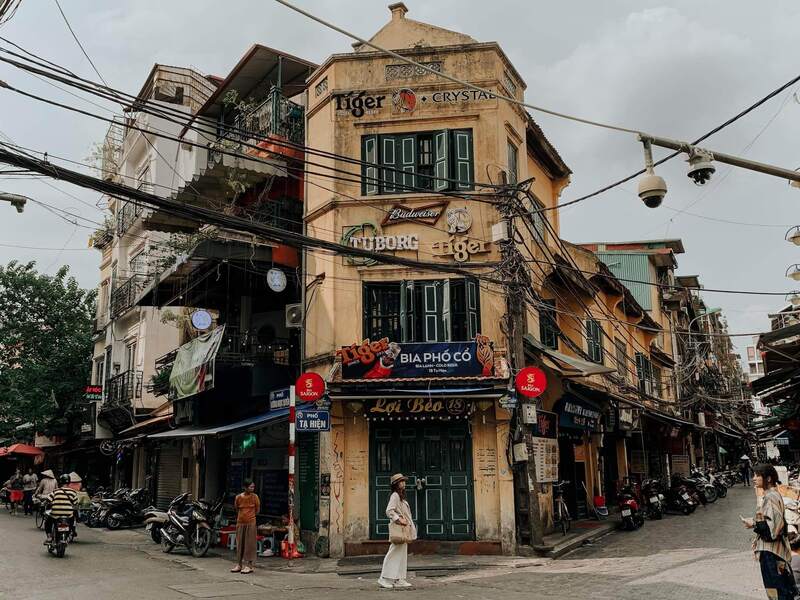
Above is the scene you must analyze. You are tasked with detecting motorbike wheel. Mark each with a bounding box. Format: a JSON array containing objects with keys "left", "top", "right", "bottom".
[
  {"left": 106, "top": 515, "right": 122, "bottom": 530},
  {"left": 705, "top": 487, "right": 717, "bottom": 503},
  {"left": 56, "top": 541, "right": 66, "bottom": 558},
  {"left": 717, "top": 486, "right": 728, "bottom": 498},
  {"left": 654, "top": 508, "right": 664, "bottom": 520},
  {"left": 150, "top": 526, "right": 162, "bottom": 544},
  {"left": 682, "top": 506, "right": 692, "bottom": 515},
  {"left": 190, "top": 528, "right": 212, "bottom": 558},
  {"left": 161, "top": 536, "right": 175, "bottom": 554}
]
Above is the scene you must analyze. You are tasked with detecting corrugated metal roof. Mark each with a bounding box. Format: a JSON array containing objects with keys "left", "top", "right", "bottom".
[{"left": 595, "top": 252, "right": 653, "bottom": 310}]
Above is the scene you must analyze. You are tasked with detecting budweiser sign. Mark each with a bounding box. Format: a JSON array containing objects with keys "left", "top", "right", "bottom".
[{"left": 381, "top": 202, "right": 447, "bottom": 226}]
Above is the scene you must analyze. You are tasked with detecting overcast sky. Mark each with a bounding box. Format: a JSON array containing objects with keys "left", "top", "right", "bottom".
[{"left": 0, "top": 0, "right": 798, "bottom": 358}]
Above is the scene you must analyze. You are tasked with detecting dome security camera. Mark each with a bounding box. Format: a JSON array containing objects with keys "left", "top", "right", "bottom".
[
  {"left": 687, "top": 148, "right": 715, "bottom": 186},
  {"left": 638, "top": 173, "right": 668, "bottom": 208}
]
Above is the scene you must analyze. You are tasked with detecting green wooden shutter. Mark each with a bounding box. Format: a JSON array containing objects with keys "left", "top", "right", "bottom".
[
  {"left": 381, "top": 135, "right": 398, "bottom": 193},
  {"left": 452, "top": 129, "right": 474, "bottom": 190},
  {"left": 434, "top": 130, "right": 450, "bottom": 192},
  {"left": 400, "top": 280, "right": 415, "bottom": 342},
  {"left": 400, "top": 135, "right": 417, "bottom": 193},
  {"left": 423, "top": 281, "right": 440, "bottom": 342},
  {"left": 362, "top": 135, "right": 379, "bottom": 196},
  {"left": 442, "top": 279, "right": 451, "bottom": 342},
  {"left": 466, "top": 278, "right": 480, "bottom": 338}
]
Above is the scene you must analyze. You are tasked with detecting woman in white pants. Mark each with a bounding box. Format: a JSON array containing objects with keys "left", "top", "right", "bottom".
[{"left": 378, "top": 473, "right": 417, "bottom": 588}]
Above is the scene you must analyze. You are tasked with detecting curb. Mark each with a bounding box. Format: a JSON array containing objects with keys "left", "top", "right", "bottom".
[{"left": 532, "top": 522, "right": 617, "bottom": 558}]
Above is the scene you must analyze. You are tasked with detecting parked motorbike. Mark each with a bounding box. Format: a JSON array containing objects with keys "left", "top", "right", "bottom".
[
  {"left": 640, "top": 478, "right": 665, "bottom": 520},
  {"left": 143, "top": 505, "right": 169, "bottom": 544},
  {"left": 106, "top": 488, "right": 150, "bottom": 529},
  {"left": 704, "top": 469, "right": 728, "bottom": 499},
  {"left": 85, "top": 487, "right": 128, "bottom": 528},
  {"left": 617, "top": 480, "right": 645, "bottom": 530},
  {"left": 666, "top": 479, "right": 697, "bottom": 515},
  {"left": 688, "top": 468, "right": 720, "bottom": 503},
  {"left": 672, "top": 473, "right": 711, "bottom": 505},
  {"left": 160, "top": 493, "right": 224, "bottom": 557}
]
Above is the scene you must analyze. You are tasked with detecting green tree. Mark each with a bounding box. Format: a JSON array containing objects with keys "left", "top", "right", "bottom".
[{"left": 0, "top": 261, "right": 95, "bottom": 437}]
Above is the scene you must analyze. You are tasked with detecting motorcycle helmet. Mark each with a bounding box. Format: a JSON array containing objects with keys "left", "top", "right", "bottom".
[{"left": 59, "top": 474, "right": 71, "bottom": 485}]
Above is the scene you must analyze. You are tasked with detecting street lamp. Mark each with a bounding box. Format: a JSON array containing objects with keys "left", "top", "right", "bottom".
[
  {"left": 786, "top": 292, "right": 800, "bottom": 306},
  {"left": 689, "top": 307, "right": 722, "bottom": 331},
  {"left": 786, "top": 226, "right": 800, "bottom": 246},
  {"left": 0, "top": 191, "right": 28, "bottom": 213},
  {"left": 786, "top": 265, "right": 800, "bottom": 282}
]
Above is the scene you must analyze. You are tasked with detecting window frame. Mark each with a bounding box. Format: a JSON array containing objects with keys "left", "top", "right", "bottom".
[
  {"left": 507, "top": 140, "right": 518, "bottom": 185},
  {"left": 614, "top": 338, "right": 627, "bottom": 382},
  {"left": 361, "top": 129, "right": 474, "bottom": 195},
  {"left": 539, "top": 299, "right": 559, "bottom": 350},
  {"left": 586, "top": 318, "right": 604, "bottom": 364}
]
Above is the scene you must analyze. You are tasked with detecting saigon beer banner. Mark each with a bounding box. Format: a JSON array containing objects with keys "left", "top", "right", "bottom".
[{"left": 336, "top": 336, "right": 494, "bottom": 380}]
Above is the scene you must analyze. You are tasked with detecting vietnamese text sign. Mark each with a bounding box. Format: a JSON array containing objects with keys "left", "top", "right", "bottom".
[
  {"left": 269, "top": 388, "right": 290, "bottom": 410},
  {"left": 337, "top": 337, "right": 494, "bottom": 379},
  {"left": 296, "top": 410, "right": 330, "bottom": 432},
  {"left": 532, "top": 437, "right": 559, "bottom": 483}
]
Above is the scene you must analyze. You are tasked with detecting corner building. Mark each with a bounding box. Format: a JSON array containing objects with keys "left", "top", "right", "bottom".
[{"left": 304, "top": 3, "right": 570, "bottom": 556}]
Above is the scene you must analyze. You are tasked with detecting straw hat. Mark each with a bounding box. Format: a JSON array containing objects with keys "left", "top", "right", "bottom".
[
  {"left": 40, "top": 469, "right": 55, "bottom": 479},
  {"left": 390, "top": 473, "right": 407, "bottom": 485},
  {"left": 68, "top": 472, "right": 82, "bottom": 483}
]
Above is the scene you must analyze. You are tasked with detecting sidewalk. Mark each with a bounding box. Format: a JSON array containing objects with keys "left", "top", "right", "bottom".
[{"left": 529, "top": 518, "right": 618, "bottom": 558}]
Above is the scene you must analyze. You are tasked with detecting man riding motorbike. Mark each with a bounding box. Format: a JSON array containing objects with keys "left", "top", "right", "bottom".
[{"left": 44, "top": 475, "right": 78, "bottom": 543}]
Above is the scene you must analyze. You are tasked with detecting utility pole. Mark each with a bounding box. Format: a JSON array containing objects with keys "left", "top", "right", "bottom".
[{"left": 497, "top": 182, "right": 543, "bottom": 547}]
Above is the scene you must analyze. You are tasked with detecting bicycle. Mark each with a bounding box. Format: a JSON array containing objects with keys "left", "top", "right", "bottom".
[{"left": 552, "top": 480, "right": 571, "bottom": 536}]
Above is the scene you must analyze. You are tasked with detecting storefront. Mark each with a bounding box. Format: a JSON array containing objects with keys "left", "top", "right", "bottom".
[{"left": 325, "top": 337, "right": 511, "bottom": 556}]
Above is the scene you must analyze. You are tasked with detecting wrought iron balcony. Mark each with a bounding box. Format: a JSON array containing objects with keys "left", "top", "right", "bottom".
[
  {"left": 105, "top": 370, "right": 142, "bottom": 407},
  {"left": 110, "top": 274, "right": 148, "bottom": 319},
  {"left": 234, "top": 88, "right": 304, "bottom": 146},
  {"left": 218, "top": 325, "right": 291, "bottom": 364},
  {"left": 116, "top": 200, "right": 144, "bottom": 236}
]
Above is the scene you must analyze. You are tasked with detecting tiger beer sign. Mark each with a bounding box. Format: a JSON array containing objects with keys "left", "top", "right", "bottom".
[{"left": 515, "top": 367, "right": 547, "bottom": 398}]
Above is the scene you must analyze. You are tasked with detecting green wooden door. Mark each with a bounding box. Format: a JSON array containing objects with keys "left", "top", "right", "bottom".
[{"left": 370, "top": 421, "right": 473, "bottom": 540}]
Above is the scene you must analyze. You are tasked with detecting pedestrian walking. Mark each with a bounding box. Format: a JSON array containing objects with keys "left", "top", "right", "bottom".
[
  {"left": 742, "top": 455, "right": 754, "bottom": 487},
  {"left": 378, "top": 473, "right": 417, "bottom": 589},
  {"left": 34, "top": 469, "right": 57, "bottom": 500},
  {"left": 5, "top": 468, "right": 22, "bottom": 515},
  {"left": 743, "top": 463, "right": 799, "bottom": 599},
  {"left": 22, "top": 467, "right": 37, "bottom": 516},
  {"left": 231, "top": 480, "right": 259, "bottom": 575}
]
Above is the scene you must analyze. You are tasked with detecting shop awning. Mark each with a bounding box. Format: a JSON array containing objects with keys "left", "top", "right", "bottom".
[
  {"left": 118, "top": 414, "right": 174, "bottom": 438},
  {"left": 524, "top": 334, "right": 615, "bottom": 378},
  {"left": 0, "top": 443, "right": 44, "bottom": 457},
  {"left": 641, "top": 408, "right": 707, "bottom": 430},
  {"left": 148, "top": 408, "right": 288, "bottom": 439}
]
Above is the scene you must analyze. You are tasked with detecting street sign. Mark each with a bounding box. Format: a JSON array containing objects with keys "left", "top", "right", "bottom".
[
  {"left": 296, "top": 372, "right": 325, "bottom": 402},
  {"left": 269, "top": 387, "right": 290, "bottom": 410},
  {"left": 296, "top": 409, "right": 330, "bottom": 432},
  {"left": 515, "top": 366, "right": 547, "bottom": 398}
]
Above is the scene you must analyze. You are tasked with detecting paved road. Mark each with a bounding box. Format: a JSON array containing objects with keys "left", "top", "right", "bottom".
[{"left": 0, "top": 486, "right": 767, "bottom": 599}]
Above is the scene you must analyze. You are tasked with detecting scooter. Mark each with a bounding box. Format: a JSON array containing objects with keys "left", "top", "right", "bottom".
[
  {"left": 160, "top": 493, "right": 223, "bottom": 557},
  {"left": 143, "top": 505, "right": 169, "bottom": 544},
  {"left": 617, "top": 480, "right": 645, "bottom": 530},
  {"left": 640, "top": 478, "right": 665, "bottom": 520},
  {"left": 107, "top": 488, "right": 150, "bottom": 529},
  {"left": 43, "top": 510, "right": 73, "bottom": 558},
  {"left": 667, "top": 479, "right": 697, "bottom": 515},
  {"left": 705, "top": 469, "right": 728, "bottom": 499}
]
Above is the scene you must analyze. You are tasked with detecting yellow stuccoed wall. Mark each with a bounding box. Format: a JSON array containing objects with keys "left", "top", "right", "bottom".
[{"left": 304, "top": 15, "right": 569, "bottom": 556}]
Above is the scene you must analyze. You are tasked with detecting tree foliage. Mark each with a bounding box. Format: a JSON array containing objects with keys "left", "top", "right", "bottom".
[{"left": 0, "top": 262, "right": 95, "bottom": 437}]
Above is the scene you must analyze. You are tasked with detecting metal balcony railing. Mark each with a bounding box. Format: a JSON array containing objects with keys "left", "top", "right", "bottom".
[
  {"left": 110, "top": 274, "right": 148, "bottom": 318},
  {"left": 218, "top": 325, "right": 291, "bottom": 363},
  {"left": 105, "top": 370, "right": 142, "bottom": 407},
  {"left": 116, "top": 200, "right": 144, "bottom": 236},
  {"left": 230, "top": 88, "right": 305, "bottom": 146}
]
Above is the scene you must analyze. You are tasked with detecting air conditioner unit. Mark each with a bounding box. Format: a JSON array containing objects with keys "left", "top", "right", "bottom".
[{"left": 286, "top": 303, "right": 304, "bottom": 328}]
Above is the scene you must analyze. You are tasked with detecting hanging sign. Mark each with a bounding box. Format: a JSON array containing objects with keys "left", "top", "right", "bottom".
[
  {"left": 296, "top": 409, "right": 330, "bottom": 432},
  {"left": 84, "top": 385, "right": 103, "bottom": 402},
  {"left": 337, "top": 336, "right": 494, "bottom": 379},
  {"left": 296, "top": 373, "right": 325, "bottom": 402},
  {"left": 531, "top": 410, "right": 558, "bottom": 439},
  {"left": 515, "top": 366, "right": 547, "bottom": 398},
  {"left": 557, "top": 396, "right": 602, "bottom": 431},
  {"left": 364, "top": 398, "right": 470, "bottom": 420},
  {"left": 190, "top": 309, "right": 213, "bottom": 331}
]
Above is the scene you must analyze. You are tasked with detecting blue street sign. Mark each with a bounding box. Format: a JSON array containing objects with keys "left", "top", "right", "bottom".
[
  {"left": 296, "top": 409, "right": 330, "bottom": 432},
  {"left": 269, "top": 388, "right": 290, "bottom": 410}
]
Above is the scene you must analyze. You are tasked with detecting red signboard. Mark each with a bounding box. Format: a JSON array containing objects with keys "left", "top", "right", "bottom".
[
  {"left": 515, "top": 367, "right": 547, "bottom": 398},
  {"left": 296, "top": 372, "right": 325, "bottom": 402}
]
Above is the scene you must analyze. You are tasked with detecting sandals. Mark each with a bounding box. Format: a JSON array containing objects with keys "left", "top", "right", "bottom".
[
  {"left": 230, "top": 565, "right": 242, "bottom": 573},
  {"left": 241, "top": 567, "right": 253, "bottom": 574}
]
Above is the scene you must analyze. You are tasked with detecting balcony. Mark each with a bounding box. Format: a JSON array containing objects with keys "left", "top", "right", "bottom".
[
  {"left": 105, "top": 370, "right": 143, "bottom": 407},
  {"left": 116, "top": 200, "right": 144, "bottom": 236},
  {"left": 110, "top": 274, "right": 148, "bottom": 319},
  {"left": 218, "top": 325, "right": 291, "bottom": 365},
  {"left": 230, "top": 88, "right": 305, "bottom": 147},
  {"left": 148, "top": 349, "right": 177, "bottom": 397}
]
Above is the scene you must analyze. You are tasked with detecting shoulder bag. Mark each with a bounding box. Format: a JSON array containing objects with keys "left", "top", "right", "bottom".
[{"left": 388, "top": 521, "right": 412, "bottom": 545}]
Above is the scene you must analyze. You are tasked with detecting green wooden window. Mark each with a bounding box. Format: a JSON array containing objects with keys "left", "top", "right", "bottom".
[
  {"left": 507, "top": 140, "right": 518, "bottom": 184},
  {"left": 361, "top": 129, "right": 474, "bottom": 195},
  {"left": 539, "top": 299, "right": 559, "bottom": 350},
  {"left": 635, "top": 352, "right": 653, "bottom": 395},
  {"left": 614, "top": 338, "right": 628, "bottom": 382},
  {"left": 365, "top": 278, "right": 480, "bottom": 342},
  {"left": 586, "top": 318, "right": 604, "bottom": 364}
]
